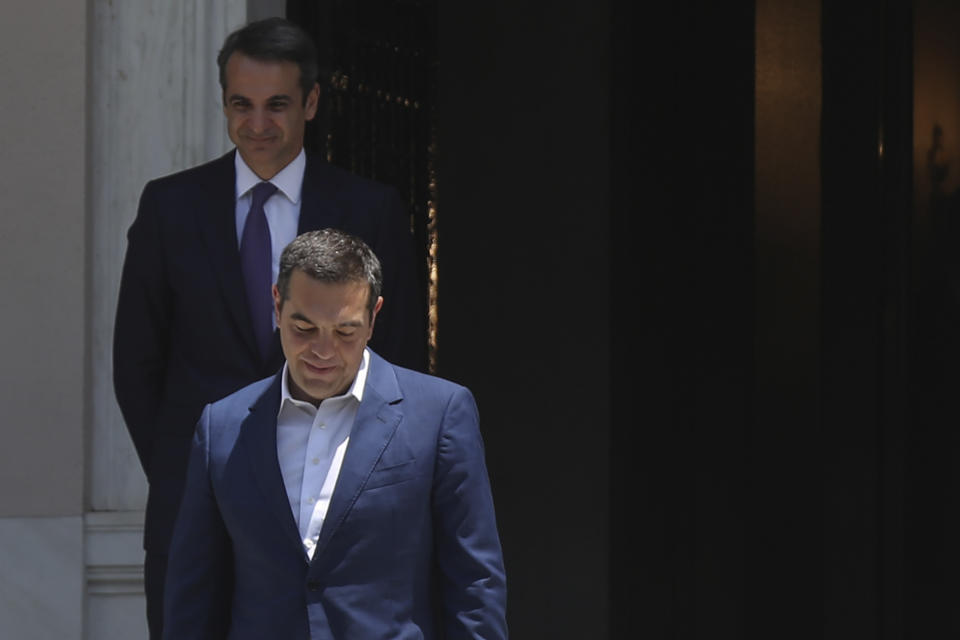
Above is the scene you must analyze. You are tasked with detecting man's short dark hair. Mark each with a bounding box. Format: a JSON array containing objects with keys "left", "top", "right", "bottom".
[
  {"left": 217, "top": 17, "right": 323, "bottom": 103},
  {"left": 277, "top": 229, "right": 383, "bottom": 319}
]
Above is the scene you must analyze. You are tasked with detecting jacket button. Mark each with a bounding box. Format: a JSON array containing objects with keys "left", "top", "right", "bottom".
[{"left": 307, "top": 580, "right": 321, "bottom": 592}]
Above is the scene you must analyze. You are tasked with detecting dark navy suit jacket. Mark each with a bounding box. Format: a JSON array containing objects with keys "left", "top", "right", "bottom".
[
  {"left": 162, "top": 351, "right": 507, "bottom": 639},
  {"left": 113, "top": 150, "right": 427, "bottom": 554}
]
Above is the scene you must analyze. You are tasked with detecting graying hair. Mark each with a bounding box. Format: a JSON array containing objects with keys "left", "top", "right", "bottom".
[{"left": 276, "top": 229, "right": 382, "bottom": 318}]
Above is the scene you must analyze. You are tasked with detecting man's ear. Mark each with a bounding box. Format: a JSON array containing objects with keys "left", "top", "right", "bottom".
[
  {"left": 369, "top": 296, "right": 384, "bottom": 333},
  {"left": 304, "top": 83, "right": 320, "bottom": 121},
  {"left": 273, "top": 284, "right": 282, "bottom": 324}
]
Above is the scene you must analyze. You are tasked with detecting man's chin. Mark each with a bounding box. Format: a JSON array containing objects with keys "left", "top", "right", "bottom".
[{"left": 238, "top": 147, "right": 276, "bottom": 163}]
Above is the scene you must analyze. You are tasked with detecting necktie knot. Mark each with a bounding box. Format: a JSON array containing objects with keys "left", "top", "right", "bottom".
[{"left": 251, "top": 181, "right": 278, "bottom": 209}]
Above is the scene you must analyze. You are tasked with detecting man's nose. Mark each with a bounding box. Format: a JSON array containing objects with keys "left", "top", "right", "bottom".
[
  {"left": 248, "top": 108, "right": 270, "bottom": 133},
  {"left": 309, "top": 332, "right": 334, "bottom": 358}
]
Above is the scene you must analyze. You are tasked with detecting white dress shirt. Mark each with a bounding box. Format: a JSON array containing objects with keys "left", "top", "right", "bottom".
[
  {"left": 276, "top": 349, "right": 370, "bottom": 559},
  {"left": 234, "top": 149, "right": 306, "bottom": 303}
]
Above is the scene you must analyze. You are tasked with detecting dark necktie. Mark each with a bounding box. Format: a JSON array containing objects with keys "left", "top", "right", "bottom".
[{"left": 240, "top": 181, "right": 279, "bottom": 359}]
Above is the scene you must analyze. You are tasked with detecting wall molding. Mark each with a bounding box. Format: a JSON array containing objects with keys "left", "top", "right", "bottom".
[{"left": 85, "top": 510, "right": 145, "bottom": 596}]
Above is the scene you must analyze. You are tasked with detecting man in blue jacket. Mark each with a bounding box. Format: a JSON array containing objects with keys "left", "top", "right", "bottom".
[{"left": 163, "top": 229, "right": 507, "bottom": 639}]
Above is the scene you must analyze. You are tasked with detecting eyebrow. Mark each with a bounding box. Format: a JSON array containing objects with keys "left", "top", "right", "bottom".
[
  {"left": 227, "top": 94, "right": 293, "bottom": 103},
  {"left": 290, "top": 312, "right": 364, "bottom": 328}
]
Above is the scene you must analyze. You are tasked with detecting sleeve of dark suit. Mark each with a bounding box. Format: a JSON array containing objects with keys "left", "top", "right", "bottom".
[
  {"left": 368, "top": 187, "right": 429, "bottom": 372},
  {"left": 162, "top": 406, "right": 232, "bottom": 639},
  {"left": 432, "top": 386, "right": 508, "bottom": 638},
  {"left": 113, "top": 181, "right": 171, "bottom": 477}
]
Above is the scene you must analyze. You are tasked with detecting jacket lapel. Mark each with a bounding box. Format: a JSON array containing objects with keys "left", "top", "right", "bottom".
[
  {"left": 298, "top": 153, "right": 350, "bottom": 234},
  {"left": 194, "top": 150, "right": 262, "bottom": 362},
  {"left": 310, "top": 352, "right": 403, "bottom": 565},
  {"left": 238, "top": 372, "right": 306, "bottom": 557}
]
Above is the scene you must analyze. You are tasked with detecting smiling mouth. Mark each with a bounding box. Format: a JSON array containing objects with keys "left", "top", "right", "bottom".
[{"left": 304, "top": 361, "right": 336, "bottom": 375}]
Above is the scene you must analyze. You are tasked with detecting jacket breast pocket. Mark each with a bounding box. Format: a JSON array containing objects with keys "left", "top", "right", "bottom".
[{"left": 363, "top": 459, "right": 420, "bottom": 491}]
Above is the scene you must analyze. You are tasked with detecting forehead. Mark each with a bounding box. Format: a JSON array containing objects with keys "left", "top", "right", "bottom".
[
  {"left": 283, "top": 271, "right": 370, "bottom": 319},
  {"left": 224, "top": 53, "right": 302, "bottom": 99}
]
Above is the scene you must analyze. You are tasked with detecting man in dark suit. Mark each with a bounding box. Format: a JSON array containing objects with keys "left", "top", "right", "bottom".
[
  {"left": 113, "top": 17, "right": 427, "bottom": 638},
  {"left": 162, "top": 229, "right": 507, "bottom": 639}
]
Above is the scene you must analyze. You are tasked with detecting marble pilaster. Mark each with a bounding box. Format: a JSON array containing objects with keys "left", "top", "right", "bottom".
[
  {"left": 89, "top": 0, "right": 245, "bottom": 512},
  {"left": 86, "top": 1, "right": 245, "bottom": 637}
]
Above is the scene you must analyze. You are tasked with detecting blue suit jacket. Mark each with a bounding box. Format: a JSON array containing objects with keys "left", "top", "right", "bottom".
[
  {"left": 162, "top": 351, "right": 507, "bottom": 639},
  {"left": 113, "top": 150, "right": 428, "bottom": 554}
]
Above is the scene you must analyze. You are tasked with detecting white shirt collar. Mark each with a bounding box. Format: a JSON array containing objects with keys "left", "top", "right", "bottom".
[
  {"left": 235, "top": 148, "right": 306, "bottom": 205},
  {"left": 279, "top": 348, "right": 371, "bottom": 415}
]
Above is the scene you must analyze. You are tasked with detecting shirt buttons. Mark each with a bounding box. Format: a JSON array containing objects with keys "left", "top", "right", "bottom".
[
  {"left": 307, "top": 496, "right": 316, "bottom": 505},
  {"left": 311, "top": 457, "right": 320, "bottom": 465},
  {"left": 318, "top": 421, "right": 326, "bottom": 429},
  {"left": 303, "top": 538, "right": 315, "bottom": 548}
]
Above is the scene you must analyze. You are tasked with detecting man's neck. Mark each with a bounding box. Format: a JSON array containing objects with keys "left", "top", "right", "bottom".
[{"left": 239, "top": 148, "right": 304, "bottom": 181}]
